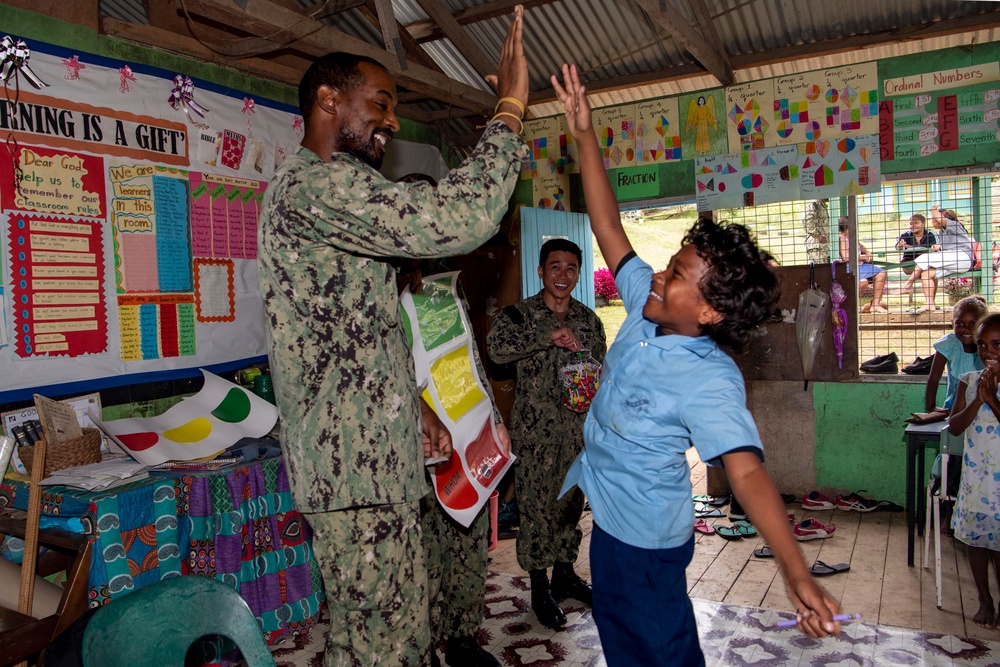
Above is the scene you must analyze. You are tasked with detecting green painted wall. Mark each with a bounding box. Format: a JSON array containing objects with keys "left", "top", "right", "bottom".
[
  {"left": 813, "top": 381, "right": 929, "bottom": 503},
  {"left": 0, "top": 3, "right": 435, "bottom": 143}
]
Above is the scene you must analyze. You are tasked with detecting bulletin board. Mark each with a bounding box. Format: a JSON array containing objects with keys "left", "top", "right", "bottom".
[
  {"left": 0, "top": 37, "right": 301, "bottom": 395},
  {"left": 735, "top": 263, "right": 858, "bottom": 383}
]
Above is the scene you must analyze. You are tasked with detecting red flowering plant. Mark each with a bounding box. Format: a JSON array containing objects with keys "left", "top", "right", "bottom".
[
  {"left": 943, "top": 276, "right": 973, "bottom": 298},
  {"left": 594, "top": 268, "right": 619, "bottom": 302}
]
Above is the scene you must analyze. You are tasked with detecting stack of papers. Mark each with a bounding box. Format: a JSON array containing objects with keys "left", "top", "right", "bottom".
[{"left": 39, "top": 457, "right": 149, "bottom": 491}]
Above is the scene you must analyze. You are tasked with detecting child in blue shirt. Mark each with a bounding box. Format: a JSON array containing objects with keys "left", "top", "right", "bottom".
[
  {"left": 552, "top": 64, "right": 841, "bottom": 666},
  {"left": 926, "top": 295, "right": 988, "bottom": 415}
]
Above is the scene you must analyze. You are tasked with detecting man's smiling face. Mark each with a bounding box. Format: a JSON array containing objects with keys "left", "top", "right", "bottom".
[
  {"left": 335, "top": 61, "right": 400, "bottom": 169},
  {"left": 538, "top": 250, "right": 580, "bottom": 301}
]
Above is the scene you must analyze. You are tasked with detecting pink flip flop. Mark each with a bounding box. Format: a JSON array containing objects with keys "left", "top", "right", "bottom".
[{"left": 694, "top": 518, "right": 716, "bottom": 535}]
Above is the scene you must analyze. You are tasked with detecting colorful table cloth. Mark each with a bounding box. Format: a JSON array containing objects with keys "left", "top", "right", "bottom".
[{"left": 0, "top": 457, "right": 324, "bottom": 644}]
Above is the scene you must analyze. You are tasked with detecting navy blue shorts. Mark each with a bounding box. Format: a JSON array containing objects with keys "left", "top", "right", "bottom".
[{"left": 590, "top": 525, "right": 704, "bottom": 667}]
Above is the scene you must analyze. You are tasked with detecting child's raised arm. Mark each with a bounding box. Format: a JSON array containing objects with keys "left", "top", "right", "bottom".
[{"left": 551, "top": 64, "right": 633, "bottom": 273}]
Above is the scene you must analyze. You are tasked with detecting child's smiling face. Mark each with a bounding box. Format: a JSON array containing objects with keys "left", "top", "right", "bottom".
[
  {"left": 953, "top": 305, "right": 981, "bottom": 349},
  {"left": 976, "top": 319, "right": 1000, "bottom": 371},
  {"left": 643, "top": 244, "right": 721, "bottom": 337}
]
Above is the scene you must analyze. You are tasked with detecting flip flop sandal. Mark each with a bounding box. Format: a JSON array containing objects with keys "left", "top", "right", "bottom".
[
  {"left": 694, "top": 494, "right": 732, "bottom": 507},
  {"left": 733, "top": 520, "right": 758, "bottom": 537},
  {"left": 753, "top": 545, "right": 773, "bottom": 558},
  {"left": 693, "top": 519, "right": 716, "bottom": 535},
  {"left": 875, "top": 500, "right": 904, "bottom": 512},
  {"left": 695, "top": 506, "right": 726, "bottom": 518},
  {"left": 716, "top": 526, "right": 743, "bottom": 540},
  {"left": 810, "top": 560, "right": 850, "bottom": 576}
]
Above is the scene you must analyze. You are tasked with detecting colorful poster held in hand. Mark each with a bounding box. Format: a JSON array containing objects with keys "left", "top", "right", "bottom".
[
  {"left": 88, "top": 369, "right": 278, "bottom": 465},
  {"left": 400, "top": 272, "right": 515, "bottom": 528}
]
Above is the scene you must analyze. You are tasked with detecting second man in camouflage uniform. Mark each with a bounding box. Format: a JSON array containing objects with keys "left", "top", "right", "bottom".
[{"left": 487, "top": 239, "right": 606, "bottom": 630}]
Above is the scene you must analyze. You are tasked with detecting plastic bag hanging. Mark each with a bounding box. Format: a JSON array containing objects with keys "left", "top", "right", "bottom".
[
  {"left": 795, "top": 262, "right": 830, "bottom": 390},
  {"left": 830, "top": 260, "right": 848, "bottom": 370},
  {"left": 559, "top": 350, "right": 602, "bottom": 412}
]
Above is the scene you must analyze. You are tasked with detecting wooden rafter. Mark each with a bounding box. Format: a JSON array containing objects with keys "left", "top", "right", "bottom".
[
  {"left": 687, "top": 0, "right": 734, "bottom": 85},
  {"left": 630, "top": 0, "right": 734, "bottom": 86},
  {"left": 172, "top": 0, "right": 498, "bottom": 113},
  {"left": 411, "top": 0, "right": 496, "bottom": 79},
  {"left": 405, "top": 0, "right": 559, "bottom": 43},
  {"left": 212, "top": 0, "right": 367, "bottom": 58}
]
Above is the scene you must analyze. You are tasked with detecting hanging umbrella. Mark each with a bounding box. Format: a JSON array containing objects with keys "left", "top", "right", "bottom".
[
  {"left": 796, "top": 262, "right": 831, "bottom": 390},
  {"left": 830, "top": 260, "right": 847, "bottom": 371}
]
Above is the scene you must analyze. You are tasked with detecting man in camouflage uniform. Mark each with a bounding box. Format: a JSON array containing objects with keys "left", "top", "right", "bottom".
[
  {"left": 393, "top": 221, "right": 505, "bottom": 667},
  {"left": 257, "top": 12, "right": 528, "bottom": 665},
  {"left": 486, "top": 239, "right": 606, "bottom": 630}
]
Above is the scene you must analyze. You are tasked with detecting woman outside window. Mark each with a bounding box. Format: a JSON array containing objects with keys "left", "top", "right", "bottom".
[{"left": 908, "top": 206, "right": 976, "bottom": 314}]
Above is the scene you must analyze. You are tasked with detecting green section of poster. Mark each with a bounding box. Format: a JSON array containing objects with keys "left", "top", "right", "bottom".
[{"left": 412, "top": 277, "right": 466, "bottom": 351}]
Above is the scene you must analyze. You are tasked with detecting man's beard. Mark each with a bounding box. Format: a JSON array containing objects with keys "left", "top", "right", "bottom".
[{"left": 339, "top": 125, "right": 385, "bottom": 169}]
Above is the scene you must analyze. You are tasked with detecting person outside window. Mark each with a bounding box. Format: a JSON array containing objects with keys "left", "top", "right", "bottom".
[
  {"left": 897, "top": 213, "right": 937, "bottom": 297},
  {"left": 839, "top": 219, "right": 888, "bottom": 313},
  {"left": 909, "top": 206, "right": 977, "bottom": 314}
]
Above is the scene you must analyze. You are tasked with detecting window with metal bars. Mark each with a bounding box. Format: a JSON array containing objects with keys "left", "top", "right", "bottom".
[{"left": 710, "top": 175, "right": 998, "bottom": 371}]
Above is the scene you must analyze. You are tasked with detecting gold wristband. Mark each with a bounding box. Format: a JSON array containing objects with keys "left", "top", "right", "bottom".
[
  {"left": 494, "top": 97, "right": 526, "bottom": 116},
  {"left": 491, "top": 112, "right": 523, "bottom": 134}
]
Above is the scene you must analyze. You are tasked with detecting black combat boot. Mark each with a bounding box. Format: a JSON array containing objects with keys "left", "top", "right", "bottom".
[
  {"left": 444, "top": 635, "right": 500, "bottom": 667},
  {"left": 550, "top": 561, "right": 593, "bottom": 605},
  {"left": 529, "top": 569, "right": 567, "bottom": 630}
]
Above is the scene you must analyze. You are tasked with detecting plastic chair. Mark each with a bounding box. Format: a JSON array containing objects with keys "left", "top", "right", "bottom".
[
  {"left": 81, "top": 575, "right": 275, "bottom": 667},
  {"left": 923, "top": 429, "right": 963, "bottom": 608}
]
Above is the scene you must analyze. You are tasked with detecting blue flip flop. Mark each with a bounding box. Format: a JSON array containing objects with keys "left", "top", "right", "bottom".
[{"left": 733, "top": 520, "right": 757, "bottom": 538}]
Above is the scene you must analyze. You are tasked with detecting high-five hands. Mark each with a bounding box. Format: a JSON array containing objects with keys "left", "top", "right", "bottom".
[
  {"left": 551, "top": 64, "right": 592, "bottom": 137},
  {"left": 485, "top": 5, "right": 528, "bottom": 131}
]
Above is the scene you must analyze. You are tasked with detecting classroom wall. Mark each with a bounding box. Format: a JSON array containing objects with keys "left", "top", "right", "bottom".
[{"left": 738, "top": 380, "right": 926, "bottom": 504}]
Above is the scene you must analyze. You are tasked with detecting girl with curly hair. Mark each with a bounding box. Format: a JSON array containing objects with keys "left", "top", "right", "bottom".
[{"left": 551, "top": 63, "right": 842, "bottom": 666}]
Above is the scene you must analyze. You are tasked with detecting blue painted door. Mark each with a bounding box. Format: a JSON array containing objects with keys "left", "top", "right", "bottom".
[{"left": 519, "top": 207, "right": 595, "bottom": 309}]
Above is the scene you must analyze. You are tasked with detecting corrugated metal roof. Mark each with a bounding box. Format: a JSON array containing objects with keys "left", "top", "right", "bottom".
[{"left": 98, "top": 0, "right": 1000, "bottom": 132}]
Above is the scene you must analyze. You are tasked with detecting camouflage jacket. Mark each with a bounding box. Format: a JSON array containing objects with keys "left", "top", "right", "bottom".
[
  {"left": 486, "top": 294, "right": 606, "bottom": 448},
  {"left": 258, "top": 122, "right": 527, "bottom": 512}
]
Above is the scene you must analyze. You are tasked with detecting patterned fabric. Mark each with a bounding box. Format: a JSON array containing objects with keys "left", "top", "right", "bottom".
[
  {"left": 257, "top": 120, "right": 527, "bottom": 515},
  {"left": 0, "top": 457, "right": 324, "bottom": 644},
  {"left": 487, "top": 292, "right": 606, "bottom": 570},
  {"left": 952, "top": 370, "right": 1000, "bottom": 551}
]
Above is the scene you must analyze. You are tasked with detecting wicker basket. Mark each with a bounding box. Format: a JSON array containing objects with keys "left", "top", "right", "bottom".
[{"left": 20, "top": 428, "right": 102, "bottom": 477}]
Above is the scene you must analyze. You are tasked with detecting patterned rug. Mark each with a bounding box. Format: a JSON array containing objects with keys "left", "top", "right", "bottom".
[{"left": 269, "top": 571, "right": 1000, "bottom": 666}]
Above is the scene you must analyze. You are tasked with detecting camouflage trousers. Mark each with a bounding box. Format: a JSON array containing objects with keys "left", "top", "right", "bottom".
[
  {"left": 420, "top": 490, "right": 490, "bottom": 640},
  {"left": 515, "top": 439, "right": 585, "bottom": 572},
  {"left": 306, "top": 501, "right": 432, "bottom": 667}
]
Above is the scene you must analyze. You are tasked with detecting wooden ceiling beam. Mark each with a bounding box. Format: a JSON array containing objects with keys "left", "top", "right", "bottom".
[
  {"left": 212, "top": 0, "right": 367, "bottom": 58},
  {"left": 100, "top": 17, "right": 434, "bottom": 123},
  {"left": 179, "top": 0, "right": 497, "bottom": 113},
  {"left": 687, "top": 0, "right": 734, "bottom": 84},
  {"left": 358, "top": 2, "right": 440, "bottom": 71},
  {"left": 630, "top": 0, "right": 733, "bottom": 86},
  {"left": 411, "top": 0, "right": 496, "bottom": 79},
  {"left": 406, "top": 0, "right": 559, "bottom": 43},
  {"left": 369, "top": 0, "right": 408, "bottom": 70}
]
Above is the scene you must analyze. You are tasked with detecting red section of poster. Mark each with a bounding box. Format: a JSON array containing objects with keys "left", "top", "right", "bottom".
[
  {"left": 160, "top": 302, "right": 179, "bottom": 356},
  {"left": 465, "top": 419, "right": 510, "bottom": 488},
  {"left": 878, "top": 100, "right": 895, "bottom": 162},
  {"left": 6, "top": 213, "right": 109, "bottom": 358},
  {"left": 0, "top": 145, "right": 107, "bottom": 218},
  {"left": 937, "top": 95, "right": 959, "bottom": 152},
  {"left": 433, "top": 451, "right": 478, "bottom": 510}
]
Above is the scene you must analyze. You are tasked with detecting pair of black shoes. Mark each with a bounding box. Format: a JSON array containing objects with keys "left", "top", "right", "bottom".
[
  {"left": 902, "top": 356, "right": 934, "bottom": 375},
  {"left": 431, "top": 635, "right": 500, "bottom": 667},
  {"left": 860, "top": 352, "right": 898, "bottom": 374}
]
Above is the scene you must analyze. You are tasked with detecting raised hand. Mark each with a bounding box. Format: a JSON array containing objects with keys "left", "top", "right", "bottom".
[
  {"left": 551, "top": 64, "right": 592, "bottom": 137},
  {"left": 485, "top": 6, "right": 528, "bottom": 113}
]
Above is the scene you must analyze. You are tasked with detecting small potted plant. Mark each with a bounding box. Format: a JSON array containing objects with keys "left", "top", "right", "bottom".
[
  {"left": 593, "top": 268, "right": 618, "bottom": 307},
  {"left": 943, "top": 276, "right": 973, "bottom": 305}
]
